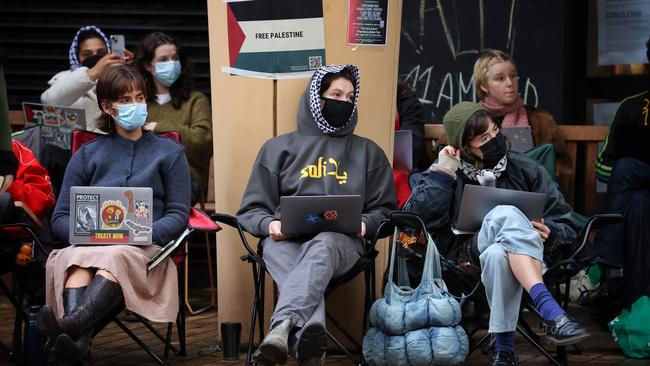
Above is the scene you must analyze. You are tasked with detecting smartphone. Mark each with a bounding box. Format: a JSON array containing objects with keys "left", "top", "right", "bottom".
[{"left": 110, "top": 34, "right": 125, "bottom": 59}]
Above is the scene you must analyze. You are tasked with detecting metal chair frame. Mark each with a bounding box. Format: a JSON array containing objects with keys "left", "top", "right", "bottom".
[{"left": 212, "top": 213, "right": 387, "bottom": 366}]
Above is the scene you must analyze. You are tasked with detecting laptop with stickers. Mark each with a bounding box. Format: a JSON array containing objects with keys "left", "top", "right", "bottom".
[
  {"left": 280, "top": 195, "right": 363, "bottom": 235},
  {"left": 69, "top": 186, "right": 153, "bottom": 245}
]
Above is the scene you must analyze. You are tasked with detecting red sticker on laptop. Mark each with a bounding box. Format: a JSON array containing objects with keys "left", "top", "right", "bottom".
[{"left": 323, "top": 210, "right": 338, "bottom": 221}]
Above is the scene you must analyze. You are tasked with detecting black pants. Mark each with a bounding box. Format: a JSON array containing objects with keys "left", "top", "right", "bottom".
[{"left": 594, "top": 157, "right": 650, "bottom": 308}]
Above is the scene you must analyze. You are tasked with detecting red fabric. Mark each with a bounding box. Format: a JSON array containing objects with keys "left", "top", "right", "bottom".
[
  {"left": 188, "top": 208, "right": 221, "bottom": 232},
  {"left": 393, "top": 111, "right": 412, "bottom": 208},
  {"left": 7, "top": 140, "right": 56, "bottom": 219},
  {"left": 71, "top": 130, "right": 102, "bottom": 155},
  {"left": 393, "top": 169, "right": 411, "bottom": 209}
]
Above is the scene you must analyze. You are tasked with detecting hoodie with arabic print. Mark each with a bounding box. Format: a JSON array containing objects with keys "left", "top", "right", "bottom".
[{"left": 237, "top": 65, "right": 396, "bottom": 239}]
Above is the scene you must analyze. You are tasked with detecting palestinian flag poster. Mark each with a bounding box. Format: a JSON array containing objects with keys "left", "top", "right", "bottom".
[{"left": 225, "top": 0, "right": 326, "bottom": 78}]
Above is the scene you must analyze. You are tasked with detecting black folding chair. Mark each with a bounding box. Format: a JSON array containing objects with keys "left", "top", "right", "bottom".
[
  {"left": 212, "top": 213, "right": 393, "bottom": 366},
  {"left": 441, "top": 213, "right": 623, "bottom": 366}
]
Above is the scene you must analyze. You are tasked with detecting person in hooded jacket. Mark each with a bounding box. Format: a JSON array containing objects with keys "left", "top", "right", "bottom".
[
  {"left": 406, "top": 102, "right": 587, "bottom": 366},
  {"left": 237, "top": 64, "right": 396, "bottom": 366},
  {"left": 41, "top": 25, "right": 133, "bottom": 132}
]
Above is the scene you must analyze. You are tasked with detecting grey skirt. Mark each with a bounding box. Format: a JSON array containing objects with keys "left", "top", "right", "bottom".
[{"left": 45, "top": 244, "right": 179, "bottom": 323}]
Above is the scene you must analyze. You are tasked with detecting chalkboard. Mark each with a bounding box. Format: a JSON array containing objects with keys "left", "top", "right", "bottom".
[{"left": 399, "top": 0, "right": 566, "bottom": 123}]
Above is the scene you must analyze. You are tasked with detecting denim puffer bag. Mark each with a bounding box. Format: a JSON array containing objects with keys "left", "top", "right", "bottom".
[{"left": 363, "top": 222, "right": 468, "bottom": 365}]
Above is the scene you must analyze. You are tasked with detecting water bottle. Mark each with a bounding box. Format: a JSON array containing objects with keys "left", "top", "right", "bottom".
[{"left": 24, "top": 305, "right": 47, "bottom": 365}]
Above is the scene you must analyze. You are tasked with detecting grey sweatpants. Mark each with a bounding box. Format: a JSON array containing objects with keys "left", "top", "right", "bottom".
[
  {"left": 262, "top": 232, "right": 364, "bottom": 328},
  {"left": 477, "top": 205, "right": 545, "bottom": 333}
]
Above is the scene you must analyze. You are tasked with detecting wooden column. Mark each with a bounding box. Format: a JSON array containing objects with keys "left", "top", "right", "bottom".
[{"left": 209, "top": 0, "right": 403, "bottom": 343}]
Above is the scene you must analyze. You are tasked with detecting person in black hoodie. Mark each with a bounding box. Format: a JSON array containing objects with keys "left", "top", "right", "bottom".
[
  {"left": 593, "top": 37, "right": 650, "bottom": 309},
  {"left": 406, "top": 102, "right": 587, "bottom": 366},
  {"left": 237, "top": 64, "right": 396, "bottom": 366}
]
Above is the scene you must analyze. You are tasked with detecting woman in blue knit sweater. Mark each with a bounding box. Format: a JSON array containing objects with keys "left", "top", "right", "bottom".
[{"left": 38, "top": 66, "right": 191, "bottom": 364}]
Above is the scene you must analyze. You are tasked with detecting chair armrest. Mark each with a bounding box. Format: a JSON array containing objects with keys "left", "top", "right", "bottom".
[
  {"left": 14, "top": 201, "right": 44, "bottom": 231},
  {"left": 211, "top": 212, "right": 258, "bottom": 258}
]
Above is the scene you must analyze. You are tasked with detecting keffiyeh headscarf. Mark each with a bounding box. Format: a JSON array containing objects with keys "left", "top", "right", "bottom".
[
  {"left": 308, "top": 64, "right": 360, "bottom": 134},
  {"left": 68, "top": 25, "right": 111, "bottom": 71},
  {"left": 459, "top": 155, "right": 508, "bottom": 186}
]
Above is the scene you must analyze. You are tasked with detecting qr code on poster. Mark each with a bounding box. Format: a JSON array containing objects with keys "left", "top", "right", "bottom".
[{"left": 309, "top": 56, "right": 322, "bottom": 70}]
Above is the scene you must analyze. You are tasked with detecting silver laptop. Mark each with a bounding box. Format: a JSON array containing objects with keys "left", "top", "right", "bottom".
[
  {"left": 69, "top": 186, "right": 153, "bottom": 245},
  {"left": 393, "top": 130, "right": 413, "bottom": 172},
  {"left": 280, "top": 195, "right": 363, "bottom": 235},
  {"left": 22, "top": 102, "right": 86, "bottom": 150},
  {"left": 452, "top": 185, "right": 547, "bottom": 234},
  {"left": 501, "top": 126, "right": 534, "bottom": 153}
]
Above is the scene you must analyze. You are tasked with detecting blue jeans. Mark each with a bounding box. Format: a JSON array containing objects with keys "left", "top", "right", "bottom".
[
  {"left": 594, "top": 157, "right": 650, "bottom": 307},
  {"left": 477, "top": 205, "right": 544, "bottom": 332}
]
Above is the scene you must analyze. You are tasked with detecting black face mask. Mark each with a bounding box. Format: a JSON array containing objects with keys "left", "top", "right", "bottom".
[
  {"left": 321, "top": 98, "right": 354, "bottom": 128},
  {"left": 479, "top": 132, "right": 508, "bottom": 168},
  {"left": 81, "top": 54, "right": 102, "bottom": 69}
]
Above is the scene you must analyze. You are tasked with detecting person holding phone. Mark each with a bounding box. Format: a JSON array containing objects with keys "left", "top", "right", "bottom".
[
  {"left": 41, "top": 25, "right": 134, "bottom": 132},
  {"left": 135, "top": 32, "right": 211, "bottom": 203},
  {"left": 406, "top": 102, "right": 586, "bottom": 366}
]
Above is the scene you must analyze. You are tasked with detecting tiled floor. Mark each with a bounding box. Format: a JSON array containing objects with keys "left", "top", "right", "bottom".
[{"left": 1, "top": 295, "right": 649, "bottom": 365}]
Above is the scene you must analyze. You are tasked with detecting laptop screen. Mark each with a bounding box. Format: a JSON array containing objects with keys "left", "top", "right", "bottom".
[{"left": 69, "top": 186, "right": 153, "bottom": 245}]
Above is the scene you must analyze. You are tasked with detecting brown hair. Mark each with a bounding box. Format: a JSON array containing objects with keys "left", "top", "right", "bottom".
[
  {"left": 473, "top": 49, "right": 516, "bottom": 98},
  {"left": 459, "top": 109, "right": 500, "bottom": 169},
  {"left": 320, "top": 69, "right": 356, "bottom": 96},
  {"left": 135, "top": 32, "right": 192, "bottom": 108},
  {"left": 95, "top": 66, "right": 147, "bottom": 133}
]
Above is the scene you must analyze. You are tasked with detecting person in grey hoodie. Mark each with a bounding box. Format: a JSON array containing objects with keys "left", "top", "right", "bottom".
[{"left": 237, "top": 64, "right": 396, "bottom": 366}]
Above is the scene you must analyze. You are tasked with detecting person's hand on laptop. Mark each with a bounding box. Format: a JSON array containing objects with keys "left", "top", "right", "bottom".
[
  {"left": 357, "top": 222, "right": 366, "bottom": 238},
  {"left": 531, "top": 218, "right": 550, "bottom": 241},
  {"left": 429, "top": 146, "right": 460, "bottom": 178},
  {"left": 269, "top": 220, "right": 291, "bottom": 241}
]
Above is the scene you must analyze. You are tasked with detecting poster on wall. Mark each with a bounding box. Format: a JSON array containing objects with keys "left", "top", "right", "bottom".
[
  {"left": 347, "top": 0, "right": 389, "bottom": 46},
  {"left": 597, "top": 0, "right": 650, "bottom": 65},
  {"left": 224, "top": 0, "right": 326, "bottom": 79}
]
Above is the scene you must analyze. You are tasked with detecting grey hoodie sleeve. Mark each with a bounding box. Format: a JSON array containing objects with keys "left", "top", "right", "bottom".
[
  {"left": 236, "top": 152, "right": 280, "bottom": 238},
  {"left": 362, "top": 161, "right": 397, "bottom": 239}
]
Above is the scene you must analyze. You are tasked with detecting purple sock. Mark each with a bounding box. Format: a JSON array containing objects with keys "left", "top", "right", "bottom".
[
  {"left": 494, "top": 331, "right": 515, "bottom": 353},
  {"left": 530, "top": 283, "right": 565, "bottom": 321}
]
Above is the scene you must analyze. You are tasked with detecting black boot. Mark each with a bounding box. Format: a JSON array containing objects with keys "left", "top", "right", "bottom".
[
  {"left": 39, "top": 275, "right": 123, "bottom": 344},
  {"left": 55, "top": 287, "right": 94, "bottom": 365},
  {"left": 42, "top": 287, "right": 86, "bottom": 361}
]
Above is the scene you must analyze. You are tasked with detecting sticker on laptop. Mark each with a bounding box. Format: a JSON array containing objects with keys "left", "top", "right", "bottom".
[{"left": 304, "top": 210, "right": 339, "bottom": 224}]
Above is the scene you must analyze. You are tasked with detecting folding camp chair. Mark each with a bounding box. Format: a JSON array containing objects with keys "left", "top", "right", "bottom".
[
  {"left": 0, "top": 200, "right": 56, "bottom": 363},
  {"left": 439, "top": 213, "right": 623, "bottom": 366},
  {"left": 67, "top": 129, "right": 222, "bottom": 365},
  {"left": 212, "top": 213, "right": 393, "bottom": 366}
]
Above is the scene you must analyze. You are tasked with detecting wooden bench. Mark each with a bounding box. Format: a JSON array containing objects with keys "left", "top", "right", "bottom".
[{"left": 424, "top": 124, "right": 609, "bottom": 215}]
